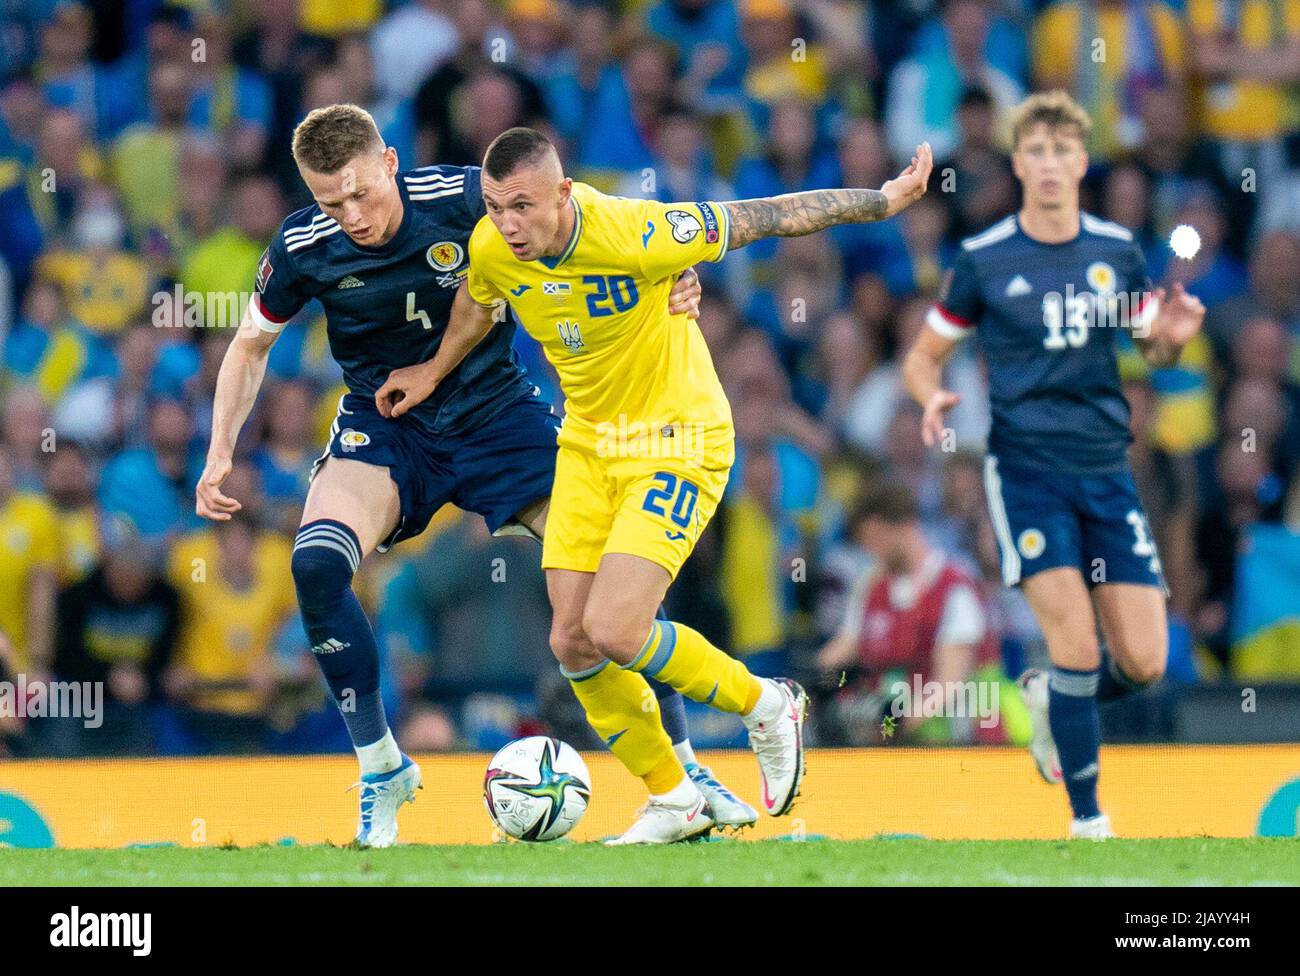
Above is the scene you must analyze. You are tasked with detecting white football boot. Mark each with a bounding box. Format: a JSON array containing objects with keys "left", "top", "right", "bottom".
[
  {"left": 350, "top": 755, "right": 422, "bottom": 848},
  {"left": 1070, "top": 812, "right": 1115, "bottom": 840},
  {"left": 746, "top": 678, "right": 808, "bottom": 817},
  {"left": 1018, "top": 669, "right": 1063, "bottom": 784},
  {"left": 605, "top": 784, "right": 713, "bottom": 845},
  {"left": 687, "top": 763, "right": 758, "bottom": 831}
]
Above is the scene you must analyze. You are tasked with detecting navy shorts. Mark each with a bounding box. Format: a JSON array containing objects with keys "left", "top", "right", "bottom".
[
  {"left": 981, "top": 454, "right": 1166, "bottom": 592},
  {"left": 312, "top": 390, "right": 560, "bottom": 549}
]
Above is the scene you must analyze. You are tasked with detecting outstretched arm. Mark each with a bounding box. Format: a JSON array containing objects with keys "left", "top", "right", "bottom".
[
  {"left": 724, "top": 142, "right": 932, "bottom": 250},
  {"left": 196, "top": 307, "right": 280, "bottom": 520},
  {"left": 902, "top": 322, "right": 962, "bottom": 448},
  {"left": 374, "top": 269, "right": 702, "bottom": 418}
]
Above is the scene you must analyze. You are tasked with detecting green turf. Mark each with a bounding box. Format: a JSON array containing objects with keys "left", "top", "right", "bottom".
[{"left": 2, "top": 838, "right": 1296, "bottom": 886}]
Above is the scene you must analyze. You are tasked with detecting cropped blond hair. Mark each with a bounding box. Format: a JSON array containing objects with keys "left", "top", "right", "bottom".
[{"left": 1009, "top": 90, "right": 1092, "bottom": 148}]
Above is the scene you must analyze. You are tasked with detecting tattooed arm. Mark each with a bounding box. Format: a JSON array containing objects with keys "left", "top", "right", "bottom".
[
  {"left": 725, "top": 188, "right": 888, "bottom": 248},
  {"left": 725, "top": 142, "right": 932, "bottom": 250}
]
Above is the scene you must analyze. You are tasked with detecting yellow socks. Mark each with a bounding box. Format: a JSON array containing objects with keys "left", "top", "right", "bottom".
[
  {"left": 564, "top": 621, "right": 767, "bottom": 795},
  {"left": 626, "top": 620, "right": 763, "bottom": 715},
  {"left": 565, "top": 659, "right": 684, "bottom": 794}
]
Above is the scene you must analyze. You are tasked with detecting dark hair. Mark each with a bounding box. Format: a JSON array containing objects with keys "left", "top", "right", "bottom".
[
  {"left": 149, "top": 5, "right": 193, "bottom": 29},
  {"left": 958, "top": 86, "right": 993, "bottom": 111},
  {"left": 659, "top": 99, "right": 696, "bottom": 124},
  {"left": 850, "top": 482, "right": 920, "bottom": 528},
  {"left": 944, "top": 447, "right": 983, "bottom": 472},
  {"left": 482, "top": 127, "right": 554, "bottom": 181}
]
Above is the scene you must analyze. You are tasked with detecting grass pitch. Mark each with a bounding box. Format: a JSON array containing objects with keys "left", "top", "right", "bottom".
[{"left": 3, "top": 838, "right": 1295, "bottom": 886}]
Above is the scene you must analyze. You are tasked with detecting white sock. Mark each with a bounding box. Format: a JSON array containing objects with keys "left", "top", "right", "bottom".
[
  {"left": 741, "top": 679, "right": 784, "bottom": 729},
  {"left": 652, "top": 773, "right": 700, "bottom": 806},
  {"left": 673, "top": 739, "right": 697, "bottom": 767},
  {"left": 356, "top": 729, "right": 402, "bottom": 776}
]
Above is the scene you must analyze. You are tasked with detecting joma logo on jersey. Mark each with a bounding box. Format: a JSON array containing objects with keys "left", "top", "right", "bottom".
[{"left": 556, "top": 320, "right": 586, "bottom": 353}]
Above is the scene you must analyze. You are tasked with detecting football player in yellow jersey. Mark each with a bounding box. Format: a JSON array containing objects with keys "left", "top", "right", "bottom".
[{"left": 381, "top": 127, "right": 932, "bottom": 843}]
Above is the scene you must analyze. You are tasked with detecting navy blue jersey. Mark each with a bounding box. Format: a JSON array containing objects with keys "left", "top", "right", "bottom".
[
  {"left": 928, "top": 213, "right": 1157, "bottom": 473},
  {"left": 250, "top": 165, "right": 532, "bottom": 437}
]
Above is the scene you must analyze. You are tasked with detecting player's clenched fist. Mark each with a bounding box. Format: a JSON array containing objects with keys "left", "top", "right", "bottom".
[
  {"left": 375, "top": 362, "right": 439, "bottom": 418},
  {"left": 667, "top": 267, "right": 702, "bottom": 319},
  {"left": 921, "top": 389, "right": 961, "bottom": 447},
  {"left": 195, "top": 454, "right": 241, "bottom": 521}
]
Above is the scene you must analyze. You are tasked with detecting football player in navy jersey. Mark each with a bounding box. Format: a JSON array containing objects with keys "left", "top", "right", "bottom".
[
  {"left": 193, "top": 104, "right": 753, "bottom": 847},
  {"left": 903, "top": 91, "right": 1205, "bottom": 839}
]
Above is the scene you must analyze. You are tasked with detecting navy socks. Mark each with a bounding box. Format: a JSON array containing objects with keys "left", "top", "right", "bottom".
[
  {"left": 292, "top": 520, "right": 388, "bottom": 748},
  {"left": 1048, "top": 667, "right": 1101, "bottom": 820}
]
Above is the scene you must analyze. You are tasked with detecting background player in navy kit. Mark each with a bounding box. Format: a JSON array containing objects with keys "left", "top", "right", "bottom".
[
  {"left": 902, "top": 91, "right": 1206, "bottom": 839},
  {"left": 191, "top": 104, "right": 749, "bottom": 847}
]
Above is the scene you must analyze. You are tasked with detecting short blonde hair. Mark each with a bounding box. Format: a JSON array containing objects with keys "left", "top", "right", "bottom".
[
  {"left": 1009, "top": 90, "right": 1092, "bottom": 149},
  {"left": 291, "top": 104, "right": 383, "bottom": 174}
]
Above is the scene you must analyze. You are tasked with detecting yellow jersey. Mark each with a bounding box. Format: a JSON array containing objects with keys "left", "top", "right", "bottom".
[
  {"left": 719, "top": 493, "right": 785, "bottom": 654},
  {"left": 300, "top": 0, "right": 382, "bottom": 36},
  {"left": 467, "top": 184, "right": 735, "bottom": 454},
  {"left": 38, "top": 248, "right": 150, "bottom": 336},
  {"left": 55, "top": 505, "right": 99, "bottom": 586},
  {"left": 1032, "top": 3, "right": 1186, "bottom": 158},
  {"left": 1187, "top": 0, "right": 1300, "bottom": 140},
  {"left": 0, "top": 492, "right": 59, "bottom": 668},
  {"left": 167, "top": 530, "right": 295, "bottom": 716}
]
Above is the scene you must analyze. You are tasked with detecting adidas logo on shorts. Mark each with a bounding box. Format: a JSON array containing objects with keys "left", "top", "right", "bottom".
[{"left": 337, "top": 275, "right": 365, "bottom": 289}]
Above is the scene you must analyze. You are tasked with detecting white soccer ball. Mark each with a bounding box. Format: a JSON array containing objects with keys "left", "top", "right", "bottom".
[{"left": 483, "top": 736, "right": 591, "bottom": 841}]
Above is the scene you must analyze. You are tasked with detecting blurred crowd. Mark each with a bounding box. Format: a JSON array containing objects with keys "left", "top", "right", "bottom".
[{"left": 1, "top": 0, "right": 1299, "bottom": 758}]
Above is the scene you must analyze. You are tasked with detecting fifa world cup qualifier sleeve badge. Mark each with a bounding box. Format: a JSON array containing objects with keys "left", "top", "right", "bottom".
[
  {"left": 666, "top": 209, "right": 704, "bottom": 243},
  {"left": 256, "top": 249, "right": 273, "bottom": 292}
]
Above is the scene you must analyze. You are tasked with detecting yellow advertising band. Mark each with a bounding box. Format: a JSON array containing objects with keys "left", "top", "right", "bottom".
[{"left": 2, "top": 746, "right": 1298, "bottom": 847}]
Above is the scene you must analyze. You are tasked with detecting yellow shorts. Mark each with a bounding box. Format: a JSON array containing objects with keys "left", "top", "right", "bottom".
[{"left": 542, "top": 425, "right": 734, "bottom": 579}]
